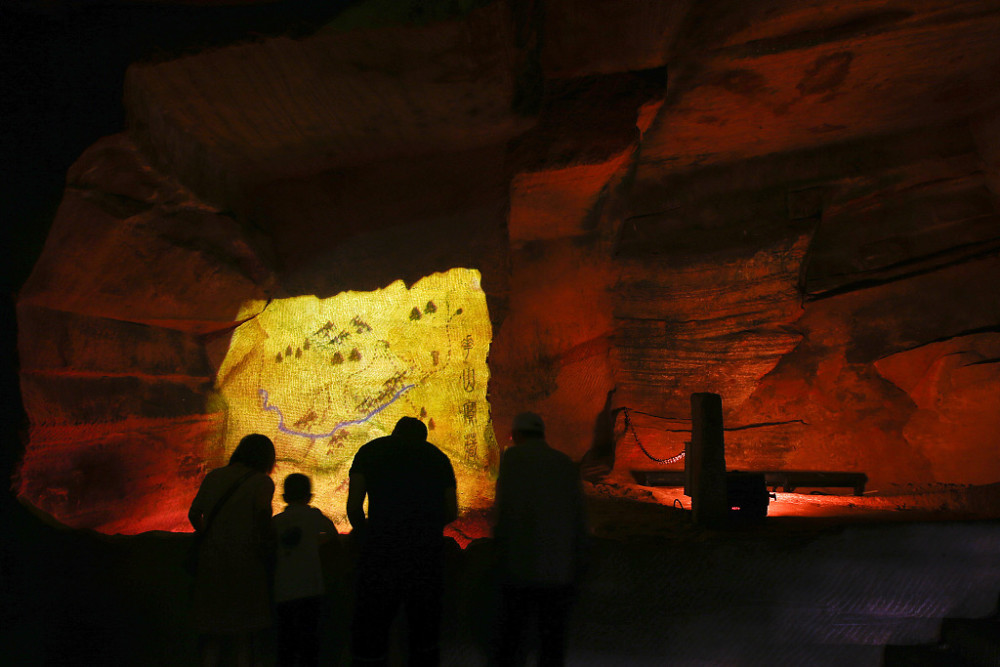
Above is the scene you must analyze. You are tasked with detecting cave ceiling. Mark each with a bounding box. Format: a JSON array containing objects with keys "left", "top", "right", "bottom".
[{"left": 108, "top": 0, "right": 1000, "bottom": 205}]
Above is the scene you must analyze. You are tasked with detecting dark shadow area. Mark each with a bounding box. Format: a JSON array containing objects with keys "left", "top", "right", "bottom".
[
  {"left": 5, "top": 495, "right": 1000, "bottom": 665},
  {"left": 1, "top": 0, "right": 366, "bottom": 499},
  {"left": 1, "top": 6, "right": 352, "bottom": 663},
  {"left": 1, "top": 501, "right": 355, "bottom": 666},
  {"left": 1, "top": 0, "right": 368, "bottom": 298}
]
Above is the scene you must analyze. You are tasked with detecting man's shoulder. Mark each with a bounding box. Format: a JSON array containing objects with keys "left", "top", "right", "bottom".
[
  {"left": 503, "top": 440, "right": 577, "bottom": 474},
  {"left": 357, "top": 435, "right": 394, "bottom": 452},
  {"left": 352, "top": 435, "right": 393, "bottom": 464},
  {"left": 422, "top": 441, "right": 457, "bottom": 480},
  {"left": 505, "top": 439, "right": 570, "bottom": 460},
  {"left": 423, "top": 440, "right": 451, "bottom": 460}
]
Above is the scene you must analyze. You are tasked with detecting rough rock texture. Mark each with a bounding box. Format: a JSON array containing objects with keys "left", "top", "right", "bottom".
[
  {"left": 16, "top": 134, "right": 271, "bottom": 531},
  {"left": 13, "top": 0, "right": 1000, "bottom": 532},
  {"left": 123, "top": 2, "right": 525, "bottom": 214},
  {"left": 19, "top": 135, "right": 273, "bottom": 332},
  {"left": 636, "top": 0, "right": 1000, "bottom": 175},
  {"left": 17, "top": 415, "right": 223, "bottom": 534},
  {"left": 733, "top": 255, "right": 1000, "bottom": 487},
  {"left": 613, "top": 233, "right": 810, "bottom": 413},
  {"left": 875, "top": 333, "right": 1000, "bottom": 485}
]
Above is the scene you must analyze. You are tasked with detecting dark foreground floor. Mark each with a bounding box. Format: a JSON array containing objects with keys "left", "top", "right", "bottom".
[{"left": 3, "top": 496, "right": 999, "bottom": 666}]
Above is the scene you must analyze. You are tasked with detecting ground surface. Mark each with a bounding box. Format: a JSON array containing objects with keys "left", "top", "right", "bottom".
[{"left": 3, "top": 486, "right": 1000, "bottom": 666}]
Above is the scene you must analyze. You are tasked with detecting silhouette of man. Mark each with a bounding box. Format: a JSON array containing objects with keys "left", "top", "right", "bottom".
[
  {"left": 493, "top": 412, "right": 589, "bottom": 667},
  {"left": 347, "top": 416, "right": 458, "bottom": 666}
]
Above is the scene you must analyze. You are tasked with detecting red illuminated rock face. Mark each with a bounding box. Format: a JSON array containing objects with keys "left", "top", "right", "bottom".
[
  {"left": 16, "top": 135, "right": 273, "bottom": 532},
  {"left": 14, "top": 0, "right": 1000, "bottom": 533},
  {"left": 875, "top": 333, "right": 1000, "bottom": 485},
  {"left": 732, "top": 258, "right": 1000, "bottom": 489}
]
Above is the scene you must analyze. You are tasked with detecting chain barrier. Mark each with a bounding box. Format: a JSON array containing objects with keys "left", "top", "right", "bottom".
[{"left": 621, "top": 407, "right": 686, "bottom": 464}]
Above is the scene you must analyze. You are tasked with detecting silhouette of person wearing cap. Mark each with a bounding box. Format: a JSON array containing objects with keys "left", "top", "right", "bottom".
[
  {"left": 346, "top": 416, "right": 458, "bottom": 666},
  {"left": 492, "top": 412, "right": 590, "bottom": 667}
]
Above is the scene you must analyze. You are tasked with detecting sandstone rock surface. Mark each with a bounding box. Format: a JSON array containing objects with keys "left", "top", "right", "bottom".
[{"left": 14, "top": 0, "right": 1000, "bottom": 532}]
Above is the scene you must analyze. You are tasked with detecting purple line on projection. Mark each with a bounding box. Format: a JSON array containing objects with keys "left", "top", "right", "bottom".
[{"left": 259, "top": 384, "right": 416, "bottom": 441}]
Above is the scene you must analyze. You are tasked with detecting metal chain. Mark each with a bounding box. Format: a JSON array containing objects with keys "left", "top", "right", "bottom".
[{"left": 622, "top": 407, "right": 686, "bottom": 464}]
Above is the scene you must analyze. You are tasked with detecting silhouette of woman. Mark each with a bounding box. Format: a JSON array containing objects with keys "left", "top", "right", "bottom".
[{"left": 188, "top": 434, "right": 277, "bottom": 667}]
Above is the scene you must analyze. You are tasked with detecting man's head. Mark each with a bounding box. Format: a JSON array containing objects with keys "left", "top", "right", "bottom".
[
  {"left": 283, "top": 473, "right": 312, "bottom": 504},
  {"left": 392, "top": 416, "right": 428, "bottom": 444},
  {"left": 511, "top": 411, "right": 545, "bottom": 445}
]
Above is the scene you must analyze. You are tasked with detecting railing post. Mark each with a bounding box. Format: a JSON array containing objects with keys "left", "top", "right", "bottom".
[{"left": 688, "top": 392, "right": 728, "bottom": 527}]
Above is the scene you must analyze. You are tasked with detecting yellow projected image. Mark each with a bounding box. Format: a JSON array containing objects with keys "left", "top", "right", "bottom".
[{"left": 216, "top": 268, "right": 496, "bottom": 528}]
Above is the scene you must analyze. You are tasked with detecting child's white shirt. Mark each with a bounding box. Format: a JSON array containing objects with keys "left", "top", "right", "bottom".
[{"left": 272, "top": 504, "right": 337, "bottom": 603}]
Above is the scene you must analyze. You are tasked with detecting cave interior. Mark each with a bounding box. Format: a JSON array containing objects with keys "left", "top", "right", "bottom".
[
  {"left": 5, "top": 0, "right": 1000, "bottom": 665},
  {"left": 10, "top": 0, "right": 1000, "bottom": 536}
]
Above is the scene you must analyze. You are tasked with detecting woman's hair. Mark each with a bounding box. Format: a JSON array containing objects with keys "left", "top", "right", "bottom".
[{"left": 229, "top": 433, "right": 276, "bottom": 474}]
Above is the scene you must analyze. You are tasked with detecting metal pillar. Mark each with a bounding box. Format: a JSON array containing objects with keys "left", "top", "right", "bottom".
[{"left": 687, "top": 392, "right": 728, "bottom": 527}]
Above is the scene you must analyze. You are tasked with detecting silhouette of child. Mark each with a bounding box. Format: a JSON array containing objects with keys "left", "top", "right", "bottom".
[{"left": 273, "top": 473, "right": 338, "bottom": 667}]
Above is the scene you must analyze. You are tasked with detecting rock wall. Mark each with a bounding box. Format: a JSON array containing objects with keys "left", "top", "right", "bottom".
[
  {"left": 614, "top": 122, "right": 1000, "bottom": 487},
  {"left": 13, "top": 0, "right": 1000, "bottom": 533},
  {"left": 16, "top": 135, "right": 273, "bottom": 532}
]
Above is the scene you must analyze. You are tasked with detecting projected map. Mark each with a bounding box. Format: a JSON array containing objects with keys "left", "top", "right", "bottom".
[{"left": 216, "top": 268, "right": 495, "bottom": 526}]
